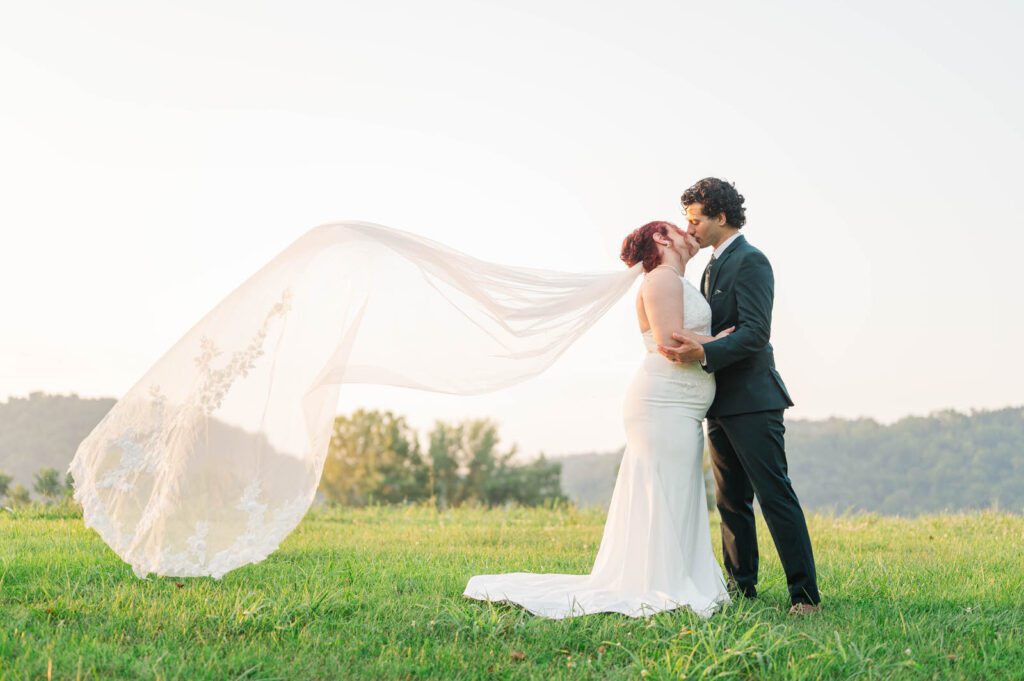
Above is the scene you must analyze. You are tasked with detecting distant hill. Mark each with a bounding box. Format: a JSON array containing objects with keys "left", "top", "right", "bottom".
[
  {"left": 784, "top": 408, "right": 1024, "bottom": 515},
  {"left": 3, "top": 392, "right": 1022, "bottom": 515},
  {"left": 552, "top": 407, "right": 1024, "bottom": 515},
  {"left": 0, "top": 392, "right": 115, "bottom": 486}
]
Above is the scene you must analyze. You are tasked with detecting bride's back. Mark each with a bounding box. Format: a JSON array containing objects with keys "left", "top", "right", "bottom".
[{"left": 636, "top": 272, "right": 712, "bottom": 351}]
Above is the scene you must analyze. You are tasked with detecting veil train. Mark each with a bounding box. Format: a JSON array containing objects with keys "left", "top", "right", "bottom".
[{"left": 69, "top": 221, "right": 643, "bottom": 578}]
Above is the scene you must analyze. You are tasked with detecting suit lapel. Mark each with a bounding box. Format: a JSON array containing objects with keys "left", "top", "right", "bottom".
[{"left": 708, "top": 234, "right": 745, "bottom": 296}]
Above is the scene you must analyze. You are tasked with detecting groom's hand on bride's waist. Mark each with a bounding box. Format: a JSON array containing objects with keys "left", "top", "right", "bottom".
[{"left": 657, "top": 327, "right": 735, "bottom": 364}]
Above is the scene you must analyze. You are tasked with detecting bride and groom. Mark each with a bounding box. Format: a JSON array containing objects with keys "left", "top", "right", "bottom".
[
  {"left": 463, "top": 177, "right": 822, "bottom": 618},
  {"left": 69, "top": 174, "right": 819, "bottom": 613}
]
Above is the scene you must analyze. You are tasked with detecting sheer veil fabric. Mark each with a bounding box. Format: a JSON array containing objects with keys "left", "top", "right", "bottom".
[{"left": 70, "top": 221, "right": 644, "bottom": 579}]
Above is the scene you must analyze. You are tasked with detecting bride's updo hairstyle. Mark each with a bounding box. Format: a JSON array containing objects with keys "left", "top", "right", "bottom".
[{"left": 620, "top": 221, "right": 675, "bottom": 272}]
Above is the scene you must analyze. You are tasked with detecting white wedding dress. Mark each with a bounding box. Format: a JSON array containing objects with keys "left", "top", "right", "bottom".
[{"left": 463, "top": 276, "right": 730, "bottom": 618}]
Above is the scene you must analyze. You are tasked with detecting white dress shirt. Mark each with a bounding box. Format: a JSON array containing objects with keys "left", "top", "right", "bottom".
[{"left": 712, "top": 232, "right": 741, "bottom": 259}]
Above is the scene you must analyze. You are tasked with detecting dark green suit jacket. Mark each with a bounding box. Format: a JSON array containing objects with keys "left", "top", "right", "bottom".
[{"left": 701, "top": 234, "right": 794, "bottom": 418}]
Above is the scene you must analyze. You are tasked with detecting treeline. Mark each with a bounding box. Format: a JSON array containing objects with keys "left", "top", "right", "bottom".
[
  {"left": 319, "top": 409, "right": 565, "bottom": 509},
  {"left": 0, "top": 392, "right": 566, "bottom": 509},
  {"left": 551, "top": 407, "right": 1024, "bottom": 515},
  {"left": 3, "top": 392, "right": 1023, "bottom": 515},
  {"left": 0, "top": 467, "right": 74, "bottom": 508},
  {"left": 784, "top": 408, "right": 1024, "bottom": 515}
]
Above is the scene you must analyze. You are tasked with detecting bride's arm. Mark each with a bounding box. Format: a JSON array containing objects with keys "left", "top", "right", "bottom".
[
  {"left": 640, "top": 269, "right": 685, "bottom": 349},
  {"left": 689, "top": 328, "right": 735, "bottom": 345},
  {"left": 656, "top": 323, "right": 734, "bottom": 364}
]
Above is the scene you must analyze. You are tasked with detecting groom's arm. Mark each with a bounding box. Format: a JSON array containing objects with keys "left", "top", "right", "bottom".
[{"left": 700, "top": 251, "right": 774, "bottom": 373}]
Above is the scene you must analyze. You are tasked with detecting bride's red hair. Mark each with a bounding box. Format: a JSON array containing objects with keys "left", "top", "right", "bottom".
[{"left": 620, "top": 221, "right": 675, "bottom": 273}]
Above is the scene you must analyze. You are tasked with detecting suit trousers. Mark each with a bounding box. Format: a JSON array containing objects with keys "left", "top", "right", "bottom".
[{"left": 707, "top": 409, "right": 820, "bottom": 605}]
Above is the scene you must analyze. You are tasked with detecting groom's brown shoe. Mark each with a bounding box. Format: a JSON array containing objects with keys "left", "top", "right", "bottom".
[{"left": 788, "top": 603, "right": 821, "bottom": 616}]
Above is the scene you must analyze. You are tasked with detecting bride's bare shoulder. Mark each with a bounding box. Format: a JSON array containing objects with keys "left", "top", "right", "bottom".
[{"left": 640, "top": 268, "right": 684, "bottom": 295}]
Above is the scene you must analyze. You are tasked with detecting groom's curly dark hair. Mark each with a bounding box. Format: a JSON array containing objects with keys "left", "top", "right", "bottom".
[{"left": 681, "top": 178, "right": 746, "bottom": 228}]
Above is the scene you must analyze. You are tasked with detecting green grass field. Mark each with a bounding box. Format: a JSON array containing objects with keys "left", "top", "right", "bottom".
[{"left": 2, "top": 503, "right": 1022, "bottom": 680}]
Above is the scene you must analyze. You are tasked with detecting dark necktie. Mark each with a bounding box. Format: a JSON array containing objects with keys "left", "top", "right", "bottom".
[{"left": 702, "top": 254, "right": 716, "bottom": 301}]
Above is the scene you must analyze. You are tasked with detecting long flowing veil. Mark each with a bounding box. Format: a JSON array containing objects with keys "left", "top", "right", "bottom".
[{"left": 69, "top": 220, "right": 643, "bottom": 578}]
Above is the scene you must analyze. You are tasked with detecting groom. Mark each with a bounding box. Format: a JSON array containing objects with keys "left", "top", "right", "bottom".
[{"left": 658, "top": 177, "right": 821, "bottom": 614}]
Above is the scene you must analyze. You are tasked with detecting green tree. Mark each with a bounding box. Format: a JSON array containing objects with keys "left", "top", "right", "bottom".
[
  {"left": 428, "top": 421, "right": 464, "bottom": 510},
  {"left": 33, "top": 467, "right": 64, "bottom": 504},
  {"left": 0, "top": 471, "right": 12, "bottom": 502},
  {"left": 463, "top": 419, "right": 504, "bottom": 499},
  {"left": 8, "top": 483, "right": 31, "bottom": 507},
  {"left": 484, "top": 452, "right": 567, "bottom": 507},
  {"left": 320, "top": 409, "right": 428, "bottom": 506},
  {"left": 427, "top": 418, "right": 566, "bottom": 509}
]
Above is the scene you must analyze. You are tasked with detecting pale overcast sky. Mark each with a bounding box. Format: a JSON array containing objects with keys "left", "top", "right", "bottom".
[{"left": 2, "top": 1, "right": 1021, "bottom": 460}]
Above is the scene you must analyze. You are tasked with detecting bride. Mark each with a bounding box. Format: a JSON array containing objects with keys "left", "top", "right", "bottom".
[
  {"left": 70, "top": 217, "right": 728, "bottom": 613},
  {"left": 463, "top": 221, "right": 733, "bottom": 618}
]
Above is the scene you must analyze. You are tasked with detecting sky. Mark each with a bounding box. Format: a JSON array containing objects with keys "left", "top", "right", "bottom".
[{"left": 2, "top": 1, "right": 1022, "bottom": 461}]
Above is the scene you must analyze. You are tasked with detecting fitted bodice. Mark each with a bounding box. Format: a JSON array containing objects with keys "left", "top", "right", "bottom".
[{"left": 641, "top": 277, "right": 712, "bottom": 352}]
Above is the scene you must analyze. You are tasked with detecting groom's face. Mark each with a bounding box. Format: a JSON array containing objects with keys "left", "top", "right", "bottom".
[{"left": 683, "top": 203, "right": 724, "bottom": 249}]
